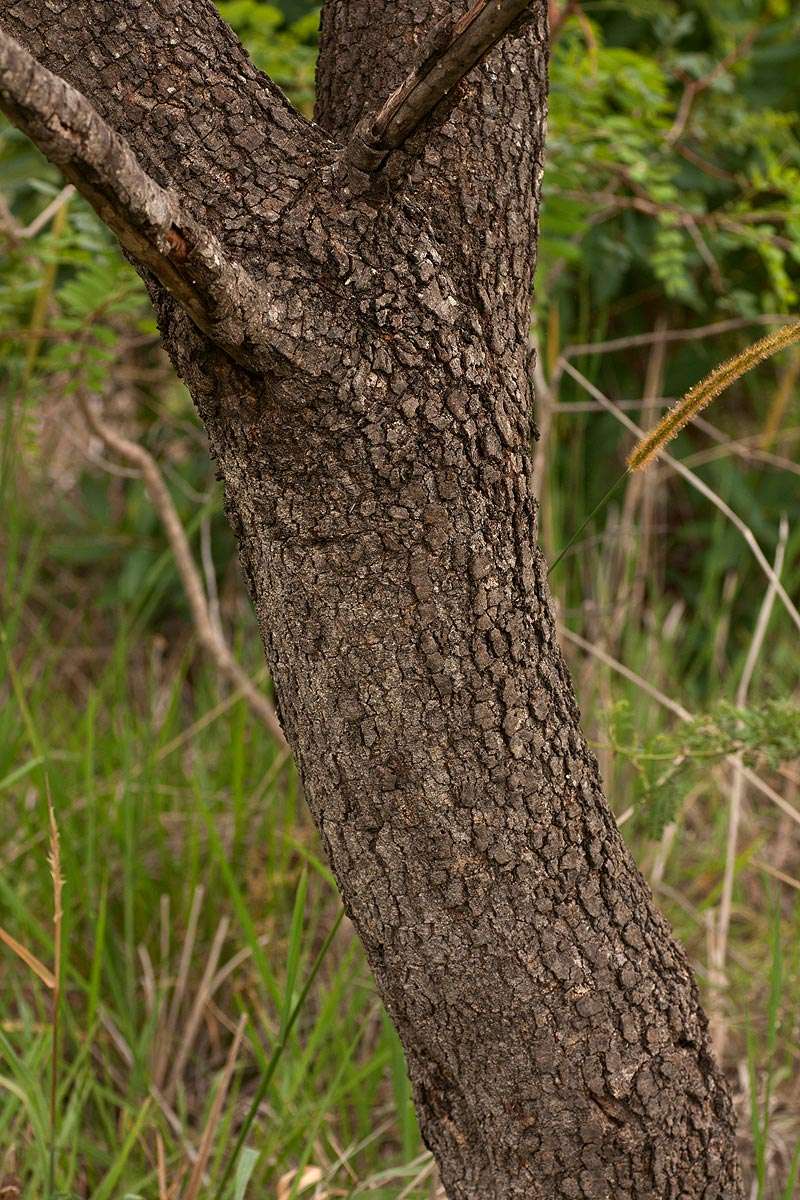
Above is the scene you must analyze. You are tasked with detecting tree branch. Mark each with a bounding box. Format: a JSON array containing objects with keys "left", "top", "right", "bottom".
[
  {"left": 344, "top": 0, "right": 537, "bottom": 176},
  {"left": 76, "top": 380, "right": 287, "bottom": 749},
  {"left": 0, "top": 183, "right": 73, "bottom": 245},
  {"left": 0, "top": 25, "right": 295, "bottom": 375}
]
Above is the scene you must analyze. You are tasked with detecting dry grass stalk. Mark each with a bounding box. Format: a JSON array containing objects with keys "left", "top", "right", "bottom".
[
  {"left": 607, "top": 317, "right": 667, "bottom": 648},
  {"left": 0, "top": 925, "right": 55, "bottom": 988},
  {"left": 165, "top": 916, "right": 230, "bottom": 1101},
  {"left": 709, "top": 516, "right": 789, "bottom": 1060},
  {"left": 562, "top": 362, "right": 800, "bottom": 637},
  {"left": 182, "top": 1012, "right": 247, "bottom": 1200},
  {"left": 627, "top": 320, "right": 800, "bottom": 471},
  {"left": 156, "top": 1131, "right": 169, "bottom": 1200},
  {"left": 396, "top": 1156, "right": 437, "bottom": 1200},
  {"left": 153, "top": 885, "right": 205, "bottom": 1090},
  {"left": 148, "top": 1083, "right": 198, "bottom": 1171},
  {"left": 752, "top": 858, "right": 800, "bottom": 892},
  {"left": 139, "top": 943, "right": 157, "bottom": 1017},
  {"left": 47, "top": 792, "right": 64, "bottom": 1197},
  {"left": 559, "top": 625, "right": 800, "bottom": 832},
  {"left": 761, "top": 347, "right": 800, "bottom": 451}
]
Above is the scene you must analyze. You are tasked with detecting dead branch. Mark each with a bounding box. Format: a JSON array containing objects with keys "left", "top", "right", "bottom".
[
  {"left": 666, "top": 25, "right": 760, "bottom": 146},
  {"left": 0, "top": 184, "right": 74, "bottom": 245},
  {"left": 76, "top": 387, "right": 287, "bottom": 748},
  {"left": 0, "top": 27, "right": 291, "bottom": 375},
  {"left": 557, "top": 314, "right": 788, "bottom": 368},
  {"left": 344, "top": 0, "right": 537, "bottom": 176}
]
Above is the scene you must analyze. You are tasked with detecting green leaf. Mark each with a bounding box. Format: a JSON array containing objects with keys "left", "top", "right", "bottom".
[{"left": 233, "top": 1147, "right": 260, "bottom": 1200}]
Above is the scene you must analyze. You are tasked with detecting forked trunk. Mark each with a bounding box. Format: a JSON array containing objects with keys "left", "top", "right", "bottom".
[{"left": 0, "top": 1, "right": 743, "bottom": 1195}]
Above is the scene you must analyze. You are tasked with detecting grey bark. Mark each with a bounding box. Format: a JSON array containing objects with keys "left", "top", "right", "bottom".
[{"left": 0, "top": 2, "right": 744, "bottom": 1197}]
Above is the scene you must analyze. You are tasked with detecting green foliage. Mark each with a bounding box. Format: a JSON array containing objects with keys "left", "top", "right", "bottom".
[
  {"left": 216, "top": 1, "right": 319, "bottom": 113},
  {"left": 542, "top": 1, "right": 800, "bottom": 318},
  {"left": 607, "top": 699, "right": 800, "bottom": 836}
]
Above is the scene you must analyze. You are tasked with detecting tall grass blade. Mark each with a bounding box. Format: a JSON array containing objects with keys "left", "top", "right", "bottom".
[
  {"left": 213, "top": 909, "right": 344, "bottom": 1200},
  {"left": 282, "top": 869, "right": 309, "bottom": 1035},
  {"left": 233, "top": 1147, "right": 259, "bottom": 1200},
  {"left": 91, "top": 1097, "right": 151, "bottom": 1200},
  {"left": 46, "top": 791, "right": 64, "bottom": 1200},
  {"left": 782, "top": 1139, "right": 800, "bottom": 1200}
]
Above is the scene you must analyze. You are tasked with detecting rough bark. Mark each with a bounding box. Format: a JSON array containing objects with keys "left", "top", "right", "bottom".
[{"left": 0, "top": 2, "right": 744, "bottom": 1197}]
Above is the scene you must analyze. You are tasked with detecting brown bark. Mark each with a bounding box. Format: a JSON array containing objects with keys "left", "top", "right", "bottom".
[{"left": 0, "top": 2, "right": 744, "bottom": 1197}]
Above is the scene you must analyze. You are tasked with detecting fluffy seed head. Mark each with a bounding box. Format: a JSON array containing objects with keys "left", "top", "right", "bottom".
[{"left": 628, "top": 320, "right": 800, "bottom": 471}]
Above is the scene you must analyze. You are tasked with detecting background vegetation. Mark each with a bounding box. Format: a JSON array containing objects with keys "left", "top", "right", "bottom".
[{"left": 1, "top": 1, "right": 799, "bottom": 1196}]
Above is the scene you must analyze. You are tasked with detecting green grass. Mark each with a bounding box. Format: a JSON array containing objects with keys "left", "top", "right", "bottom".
[
  {"left": 0, "top": 613, "right": 423, "bottom": 1196},
  {"left": 1, "top": 3, "right": 799, "bottom": 1189},
  {"left": 0, "top": 405, "right": 428, "bottom": 1196},
  {"left": 1, "top": 341, "right": 799, "bottom": 1198}
]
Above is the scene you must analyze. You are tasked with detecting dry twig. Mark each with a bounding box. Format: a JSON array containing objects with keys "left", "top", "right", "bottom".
[
  {"left": 710, "top": 517, "right": 789, "bottom": 1058},
  {"left": 0, "top": 184, "right": 74, "bottom": 244},
  {"left": 76, "top": 388, "right": 286, "bottom": 747},
  {"left": 666, "top": 26, "right": 760, "bottom": 146}
]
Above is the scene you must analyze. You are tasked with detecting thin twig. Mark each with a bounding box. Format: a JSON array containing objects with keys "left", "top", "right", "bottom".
[
  {"left": 710, "top": 517, "right": 788, "bottom": 1059},
  {"left": 683, "top": 416, "right": 800, "bottom": 479},
  {"left": 548, "top": 0, "right": 579, "bottom": 40},
  {"left": 666, "top": 25, "right": 760, "bottom": 146},
  {"left": 199, "top": 515, "right": 223, "bottom": 640},
  {"left": 558, "top": 626, "right": 800, "bottom": 832},
  {"left": 0, "top": 184, "right": 75, "bottom": 245},
  {"left": 548, "top": 187, "right": 796, "bottom": 254},
  {"left": 76, "top": 388, "right": 286, "bottom": 746},
  {"left": 558, "top": 314, "right": 787, "bottom": 367}
]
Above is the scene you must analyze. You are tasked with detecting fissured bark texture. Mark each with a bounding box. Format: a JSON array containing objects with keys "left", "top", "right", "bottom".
[{"left": 1, "top": 0, "right": 743, "bottom": 1195}]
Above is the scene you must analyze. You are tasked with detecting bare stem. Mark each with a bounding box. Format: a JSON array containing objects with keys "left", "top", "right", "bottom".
[
  {"left": 47, "top": 789, "right": 64, "bottom": 1198},
  {"left": 76, "top": 388, "right": 287, "bottom": 748}
]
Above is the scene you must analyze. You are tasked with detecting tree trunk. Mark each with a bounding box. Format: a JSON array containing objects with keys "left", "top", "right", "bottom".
[{"left": 0, "top": 2, "right": 744, "bottom": 1196}]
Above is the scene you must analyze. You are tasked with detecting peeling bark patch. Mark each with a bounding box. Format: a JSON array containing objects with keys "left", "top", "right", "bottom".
[{"left": 166, "top": 224, "right": 190, "bottom": 261}]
